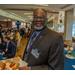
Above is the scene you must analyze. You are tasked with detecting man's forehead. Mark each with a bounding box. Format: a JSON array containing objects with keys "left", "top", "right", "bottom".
[{"left": 34, "top": 9, "right": 46, "bottom": 16}]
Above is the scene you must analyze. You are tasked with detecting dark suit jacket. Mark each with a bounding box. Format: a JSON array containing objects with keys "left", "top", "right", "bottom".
[
  {"left": 3, "top": 40, "right": 16, "bottom": 58},
  {"left": 23, "top": 27, "right": 65, "bottom": 70},
  {"left": 0, "top": 43, "right": 6, "bottom": 51}
]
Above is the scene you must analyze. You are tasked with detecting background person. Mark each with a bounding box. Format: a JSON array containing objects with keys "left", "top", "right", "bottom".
[
  {"left": 7, "top": 30, "right": 13, "bottom": 37},
  {"left": 15, "top": 30, "right": 20, "bottom": 50},
  {"left": 0, "top": 24, "right": 3, "bottom": 42},
  {"left": 0, "top": 37, "right": 5, "bottom": 51},
  {"left": 2, "top": 35, "right": 16, "bottom": 58},
  {"left": 24, "top": 27, "right": 28, "bottom": 38}
]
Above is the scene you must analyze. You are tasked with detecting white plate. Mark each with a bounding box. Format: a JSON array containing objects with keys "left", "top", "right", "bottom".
[
  {"left": 64, "top": 48, "right": 68, "bottom": 50},
  {"left": 65, "top": 55, "right": 75, "bottom": 59}
]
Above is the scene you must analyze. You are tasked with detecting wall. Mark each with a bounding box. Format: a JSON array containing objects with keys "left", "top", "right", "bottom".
[
  {"left": 64, "top": 11, "right": 73, "bottom": 40},
  {"left": 0, "top": 21, "right": 12, "bottom": 29}
]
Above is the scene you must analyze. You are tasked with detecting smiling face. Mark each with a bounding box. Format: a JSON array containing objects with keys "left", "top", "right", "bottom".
[{"left": 33, "top": 9, "right": 47, "bottom": 30}]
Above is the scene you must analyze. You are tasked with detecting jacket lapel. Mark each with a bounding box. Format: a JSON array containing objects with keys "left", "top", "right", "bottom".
[
  {"left": 32, "top": 27, "right": 47, "bottom": 47},
  {"left": 27, "top": 27, "right": 48, "bottom": 61}
]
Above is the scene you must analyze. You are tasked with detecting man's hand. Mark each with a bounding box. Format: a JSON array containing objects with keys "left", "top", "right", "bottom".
[{"left": 19, "top": 66, "right": 29, "bottom": 70}]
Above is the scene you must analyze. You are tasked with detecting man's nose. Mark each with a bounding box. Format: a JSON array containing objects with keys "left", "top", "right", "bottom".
[{"left": 37, "top": 17, "right": 41, "bottom": 21}]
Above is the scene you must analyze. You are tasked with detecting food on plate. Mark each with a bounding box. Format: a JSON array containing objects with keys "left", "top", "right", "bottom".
[
  {"left": 70, "top": 47, "right": 73, "bottom": 50},
  {"left": 0, "top": 61, "right": 4, "bottom": 68},
  {"left": 5, "top": 63, "right": 10, "bottom": 70},
  {"left": 13, "top": 63, "right": 17, "bottom": 68},
  {"left": 10, "top": 64, "right": 14, "bottom": 68},
  {"left": 0, "top": 57, "right": 20, "bottom": 70},
  {"left": 68, "top": 50, "right": 71, "bottom": 51},
  {"left": 12, "top": 67, "right": 15, "bottom": 70},
  {"left": 1, "top": 63, "right": 6, "bottom": 70},
  {"left": 5, "top": 60, "right": 11, "bottom": 64},
  {"left": 13, "top": 57, "right": 20, "bottom": 64}
]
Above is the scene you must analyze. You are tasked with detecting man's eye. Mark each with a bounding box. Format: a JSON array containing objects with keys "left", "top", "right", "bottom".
[
  {"left": 34, "top": 17, "right": 37, "bottom": 19},
  {"left": 34, "top": 17, "right": 44, "bottom": 19},
  {"left": 40, "top": 17, "right": 43, "bottom": 19}
]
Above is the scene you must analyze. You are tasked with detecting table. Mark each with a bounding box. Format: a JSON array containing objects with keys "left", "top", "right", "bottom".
[
  {"left": 64, "top": 51, "right": 75, "bottom": 70},
  {"left": 64, "top": 56, "right": 75, "bottom": 70}
]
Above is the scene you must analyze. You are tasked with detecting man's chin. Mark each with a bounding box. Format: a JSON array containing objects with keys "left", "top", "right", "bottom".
[{"left": 34, "top": 26, "right": 44, "bottom": 31}]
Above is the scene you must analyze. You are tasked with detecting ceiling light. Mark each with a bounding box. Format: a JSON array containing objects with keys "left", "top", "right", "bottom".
[
  {"left": 4, "top": 19, "right": 7, "bottom": 21},
  {"left": 8, "top": 19, "right": 11, "bottom": 21},
  {"left": 24, "top": 13, "right": 33, "bottom": 15},
  {"left": 28, "top": 16, "right": 33, "bottom": 17},
  {"left": 34, "top": 4, "right": 48, "bottom": 6}
]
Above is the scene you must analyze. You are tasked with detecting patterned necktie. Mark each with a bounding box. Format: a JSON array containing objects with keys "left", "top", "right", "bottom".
[
  {"left": 24, "top": 31, "right": 36, "bottom": 61},
  {"left": 26, "top": 31, "right": 36, "bottom": 52},
  {"left": 30, "top": 32, "right": 36, "bottom": 45}
]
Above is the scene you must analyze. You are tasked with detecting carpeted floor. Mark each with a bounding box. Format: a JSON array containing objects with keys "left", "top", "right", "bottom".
[{"left": 15, "top": 38, "right": 29, "bottom": 59}]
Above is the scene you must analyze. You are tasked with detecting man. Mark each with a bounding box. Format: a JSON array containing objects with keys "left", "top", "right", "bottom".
[
  {"left": 21, "top": 28, "right": 24, "bottom": 38},
  {"left": 2, "top": 35, "right": 16, "bottom": 58},
  {"left": 19, "top": 8, "right": 65, "bottom": 70},
  {"left": 25, "top": 26, "right": 28, "bottom": 38}
]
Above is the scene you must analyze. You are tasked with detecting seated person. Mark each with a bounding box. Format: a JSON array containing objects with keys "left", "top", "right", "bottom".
[
  {"left": 3, "top": 29, "right": 8, "bottom": 35},
  {"left": 7, "top": 30, "right": 13, "bottom": 37},
  {"left": 2, "top": 35, "right": 16, "bottom": 58},
  {"left": 0, "top": 37, "right": 6, "bottom": 52},
  {"left": 0, "top": 29, "right": 3, "bottom": 42}
]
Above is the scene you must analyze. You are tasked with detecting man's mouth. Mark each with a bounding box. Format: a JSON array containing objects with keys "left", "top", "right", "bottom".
[{"left": 36, "top": 22, "right": 42, "bottom": 27}]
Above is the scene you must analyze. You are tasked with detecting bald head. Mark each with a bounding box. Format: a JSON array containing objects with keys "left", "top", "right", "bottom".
[{"left": 34, "top": 8, "right": 47, "bottom": 16}]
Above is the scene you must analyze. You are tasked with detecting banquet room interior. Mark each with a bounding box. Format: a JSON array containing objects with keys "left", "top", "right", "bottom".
[{"left": 0, "top": 4, "right": 75, "bottom": 70}]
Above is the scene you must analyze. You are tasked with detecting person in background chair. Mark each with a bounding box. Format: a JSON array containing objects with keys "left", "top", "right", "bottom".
[
  {"left": 2, "top": 35, "right": 16, "bottom": 58},
  {"left": 0, "top": 37, "right": 6, "bottom": 51}
]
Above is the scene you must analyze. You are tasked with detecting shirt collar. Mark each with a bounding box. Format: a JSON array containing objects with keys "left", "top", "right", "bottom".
[
  {"left": 6, "top": 40, "right": 10, "bottom": 48},
  {"left": 7, "top": 40, "right": 10, "bottom": 44}
]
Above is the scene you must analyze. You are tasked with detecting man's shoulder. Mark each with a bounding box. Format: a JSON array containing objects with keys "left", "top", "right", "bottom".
[
  {"left": 10, "top": 40, "right": 16, "bottom": 46},
  {"left": 47, "top": 28, "right": 62, "bottom": 38},
  {"left": 45, "top": 28, "right": 63, "bottom": 44}
]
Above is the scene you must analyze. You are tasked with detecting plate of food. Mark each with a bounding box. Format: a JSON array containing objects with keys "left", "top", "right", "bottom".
[{"left": 0, "top": 57, "right": 28, "bottom": 70}]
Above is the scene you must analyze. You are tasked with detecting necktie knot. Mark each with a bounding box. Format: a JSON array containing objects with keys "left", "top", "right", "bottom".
[
  {"left": 30, "top": 31, "right": 36, "bottom": 45},
  {"left": 32, "top": 32, "right": 36, "bottom": 39}
]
